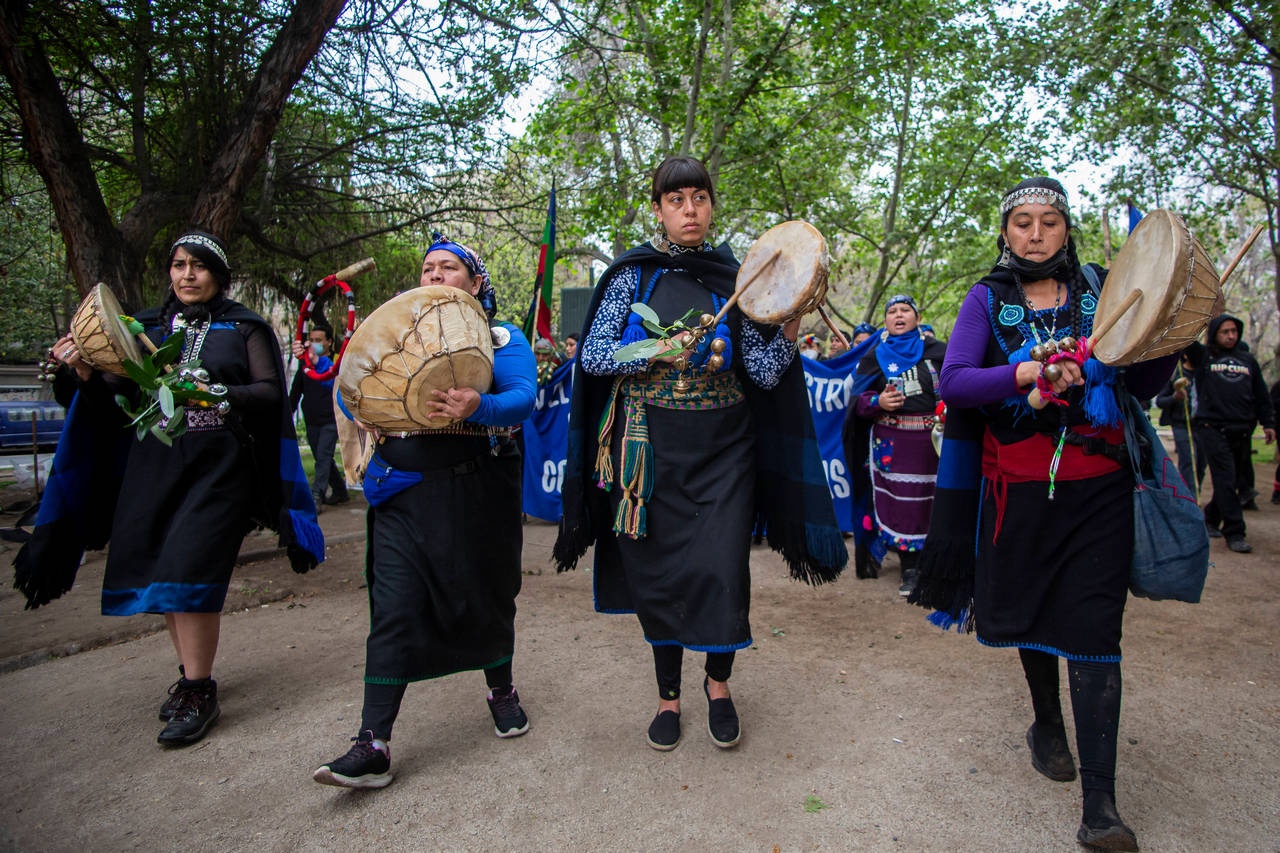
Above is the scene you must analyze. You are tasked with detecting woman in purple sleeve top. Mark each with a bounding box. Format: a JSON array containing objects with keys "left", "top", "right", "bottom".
[
  {"left": 312, "top": 235, "right": 537, "bottom": 790},
  {"left": 914, "top": 177, "right": 1174, "bottom": 852}
]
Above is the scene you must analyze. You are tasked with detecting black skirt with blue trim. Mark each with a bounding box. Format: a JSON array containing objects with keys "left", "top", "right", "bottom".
[{"left": 974, "top": 467, "right": 1132, "bottom": 661}]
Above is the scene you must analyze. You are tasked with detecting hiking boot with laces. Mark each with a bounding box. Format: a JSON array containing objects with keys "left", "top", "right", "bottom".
[
  {"left": 156, "top": 678, "right": 219, "bottom": 747},
  {"left": 158, "top": 665, "right": 185, "bottom": 721},
  {"left": 313, "top": 731, "right": 393, "bottom": 789},
  {"left": 487, "top": 686, "right": 530, "bottom": 738}
]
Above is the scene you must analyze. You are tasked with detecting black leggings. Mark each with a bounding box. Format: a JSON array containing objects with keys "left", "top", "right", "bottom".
[
  {"left": 360, "top": 660, "right": 514, "bottom": 740},
  {"left": 653, "top": 645, "right": 735, "bottom": 701},
  {"left": 1020, "top": 649, "right": 1122, "bottom": 795}
]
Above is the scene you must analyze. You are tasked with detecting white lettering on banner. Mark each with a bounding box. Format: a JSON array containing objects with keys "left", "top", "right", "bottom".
[
  {"left": 541, "top": 459, "right": 566, "bottom": 494},
  {"left": 804, "top": 371, "right": 856, "bottom": 413},
  {"left": 823, "top": 457, "right": 850, "bottom": 498},
  {"left": 534, "top": 382, "right": 572, "bottom": 410}
]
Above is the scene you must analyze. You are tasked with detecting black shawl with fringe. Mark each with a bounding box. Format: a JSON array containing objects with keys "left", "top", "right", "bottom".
[{"left": 552, "top": 242, "right": 847, "bottom": 585}]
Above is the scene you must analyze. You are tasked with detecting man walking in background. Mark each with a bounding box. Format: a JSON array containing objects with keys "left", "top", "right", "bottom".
[
  {"left": 290, "top": 323, "right": 349, "bottom": 510},
  {"left": 1190, "top": 314, "right": 1275, "bottom": 553}
]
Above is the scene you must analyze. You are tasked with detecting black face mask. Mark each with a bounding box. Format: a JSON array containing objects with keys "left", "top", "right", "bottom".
[{"left": 1004, "top": 246, "right": 1071, "bottom": 281}]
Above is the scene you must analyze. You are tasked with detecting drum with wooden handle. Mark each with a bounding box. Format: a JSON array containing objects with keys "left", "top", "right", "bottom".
[
  {"left": 70, "top": 283, "right": 144, "bottom": 377},
  {"left": 1088, "top": 208, "right": 1220, "bottom": 365},
  {"left": 735, "top": 220, "right": 830, "bottom": 324},
  {"left": 337, "top": 285, "right": 494, "bottom": 431},
  {"left": 1029, "top": 209, "right": 1221, "bottom": 409}
]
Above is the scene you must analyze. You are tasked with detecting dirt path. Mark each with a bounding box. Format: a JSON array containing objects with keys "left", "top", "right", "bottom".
[{"left": 1, "top": 471, "right": 1278, "bottom": 852}]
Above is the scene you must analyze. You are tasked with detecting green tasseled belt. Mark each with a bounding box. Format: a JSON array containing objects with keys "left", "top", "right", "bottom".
[{"left": 594, "top": 366, "right": 745, "bottom": 539}]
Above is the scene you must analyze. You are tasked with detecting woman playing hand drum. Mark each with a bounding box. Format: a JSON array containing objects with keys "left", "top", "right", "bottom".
[
  {"left": 913, "top": 178, "right": 1176, "bottom": 851},
  {"left": 554, "top": 156, "right": 846, "bottom": 752},
  {"left": 21, "top": 230, "right": 320, "bottom": 748},
  {"left": 313, "top": 235, "right": 537, "bottom": 790}
]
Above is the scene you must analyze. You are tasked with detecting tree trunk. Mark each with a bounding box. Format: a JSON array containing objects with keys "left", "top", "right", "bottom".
[
  {"left": 1, "top": 0, "right": 347, "bottom": 310},
  {"left": 0, "top": 0, "right": 139, "bottom": 306},
  {"left": 191, "top": 0, "right": 348, "bottom": 238}
]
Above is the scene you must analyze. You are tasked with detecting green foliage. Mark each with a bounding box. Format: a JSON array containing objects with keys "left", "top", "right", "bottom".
[
  {"left": 1031, "top": 0, "right": 1279, "bottom": 363},
  {"left": 113, "top": 336, "right": 225, "bottom": 446},
  {"left": 515, "top": 0, "right": 1049, "bottom": 338},
  {"left": 611, "top": 303, "right": 702, "bottom": 361},
  {"left": 802, "top": 793, "right": 829, "bottom": 813},
  {"left": 2, "top": 0, "right": 544, "bottom": 323},
  {"left": 0, "top": 161, "right": 80, "bottom": 362}
]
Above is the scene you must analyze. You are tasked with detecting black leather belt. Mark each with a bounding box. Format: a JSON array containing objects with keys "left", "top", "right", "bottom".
[{"left": 1059, "top": 431, "right": 1129, "bottom": 465}]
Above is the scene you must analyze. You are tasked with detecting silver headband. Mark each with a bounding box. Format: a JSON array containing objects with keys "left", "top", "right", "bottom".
[
  {"left": 1000, "top": 187, "right": 1069, "bottom": 217},
  {"left": 171, "top": 234, "right": 230, "bottom": 271}
]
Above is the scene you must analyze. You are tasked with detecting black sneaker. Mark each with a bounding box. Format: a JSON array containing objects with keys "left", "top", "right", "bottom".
[
  {"left": 704, "top": 677, "right": 741, "bottom": 749},
  {"left": 159, "top": 665, "right": 185, "bottom": 721},
  {"left": 1205, "top": 523, "right": 1223, "bottom": 539},
  {"left": 1270, "top": 490, "right": 1280, "bottom": 505},
  {"left": 487, "top": 686, "right": 530, "bottom": 738},
  {"left": 898, "top": 567, "right": 919, "bottom": 597},
  {"left": 1241, "top": 499, "right": 1259, "bottom": 511},
  {"left": 646, "top": 710, "right": 681, "bottom": 751},
  {"left": 313, "top": 731, "right": 393, "bottom": 789},
  {"left": 1226, "top": 536, "right": 1253, "bottom": 554},
  {"left": 157, "top": 679, "right": 220, "bottom": 747}
]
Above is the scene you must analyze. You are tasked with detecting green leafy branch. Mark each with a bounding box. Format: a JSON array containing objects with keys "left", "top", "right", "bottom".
[
  {"left": 112, "top": 321, "right": 224, "bottom": 446},
  {"left": 612, "top": 303, "right": 704, "bottom": 363}
]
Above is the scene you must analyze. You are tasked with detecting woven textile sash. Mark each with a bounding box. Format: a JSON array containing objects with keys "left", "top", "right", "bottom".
[
  {"left": 876, "top": 414, "right": 936, "bottom": 430},
  {"left": 594, "top": 366, "right": 746, "bottom": 538}
]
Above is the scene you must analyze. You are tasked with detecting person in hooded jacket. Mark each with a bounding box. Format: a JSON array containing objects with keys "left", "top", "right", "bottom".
[{"left": 1186, "top": 313, "right": 1276, "bottom": 553}]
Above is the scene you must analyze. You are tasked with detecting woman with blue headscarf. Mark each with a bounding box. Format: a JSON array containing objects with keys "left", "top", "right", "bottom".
[
  {"left": 851, "top": 295, "right": 947, "bottom": 595},
  {"left": 313, "top": 235, "right": 537, "bottom": 790}
]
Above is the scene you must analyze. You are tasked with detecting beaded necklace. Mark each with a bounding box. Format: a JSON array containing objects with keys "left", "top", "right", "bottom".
[{"left": 172, "top": 314, "right": 212, "bottom": 362}]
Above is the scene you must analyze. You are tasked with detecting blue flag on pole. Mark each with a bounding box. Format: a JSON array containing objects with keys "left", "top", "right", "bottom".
[{"left": 1127, "top": 203, "right": 1144, "bottom": 234}]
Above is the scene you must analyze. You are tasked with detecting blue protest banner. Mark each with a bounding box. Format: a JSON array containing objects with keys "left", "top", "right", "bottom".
[
  {"left": 799, "top": 338, "right": 879, "bottom": 532},
  {"left": 521, "top": 359, "right": 574, "bottom": 522}
]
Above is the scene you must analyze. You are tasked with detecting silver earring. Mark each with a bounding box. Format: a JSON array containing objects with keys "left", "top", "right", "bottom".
[{"left": 652, "top": 220, "right": 671, "bottom": 253}]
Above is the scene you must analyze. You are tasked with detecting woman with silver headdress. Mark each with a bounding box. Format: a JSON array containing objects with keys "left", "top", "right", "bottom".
[
  {"left": 312, "top": 235, "right": 537, "bottom": 790},
  {"left": 913, "top": 178, "right": 1177, "bottom": 851},
  {"left": 39, "top": 230, "right": 320, "bottom": 748}
]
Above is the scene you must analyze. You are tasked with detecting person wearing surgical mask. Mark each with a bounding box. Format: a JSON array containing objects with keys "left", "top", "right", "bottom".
[{"left": 289, "top": 323, "right": 349, "bottom": 510}]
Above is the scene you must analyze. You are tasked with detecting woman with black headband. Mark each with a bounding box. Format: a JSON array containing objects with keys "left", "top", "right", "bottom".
[
  {"left": 554, "top": 156, "right": 846, "bottom": 752},
  {"left": 46, "top": 230, "right": 320, "bottom": 747},
  {"left": 313, "top": 234, "right": 537, "bottom": 790},
  {"left": 912, "top": 178, "right": 1176, "bottom": 851},
  {"left": 849, "top": 294, "right": 947, "bottom": 596}
]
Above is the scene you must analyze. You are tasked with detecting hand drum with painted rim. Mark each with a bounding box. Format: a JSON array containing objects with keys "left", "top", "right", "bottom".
[
  {"left": 70, "top": 283, "right": 144, "bottom": 376},
  {"left": 736, "top": 220, "right": 830, "bottom": 324},
  {"left": 1091, "top": 209, "right": 1221, "bottom": 365},
  {"left": 338, "top": 285, "right": 494, "bottom": 431}
]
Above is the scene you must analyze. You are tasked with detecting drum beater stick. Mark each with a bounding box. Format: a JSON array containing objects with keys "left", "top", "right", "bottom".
[
  {"left": 817, "top": 305, "right": 850, "bottom": 350},
  {"left": 709, "top": 248, "right": 781, "bottom": 329},
  {"left": 660, "top": 249, "right": 781, "bottom": 365},
  {"left": 1218, "top": 223, "right": 1265, "bottom": 287}
]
